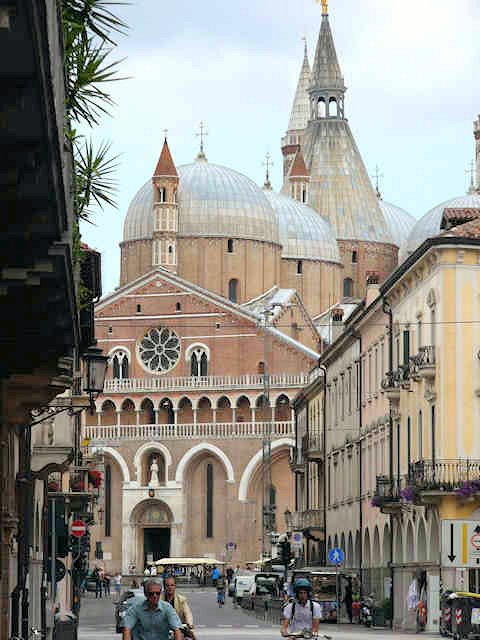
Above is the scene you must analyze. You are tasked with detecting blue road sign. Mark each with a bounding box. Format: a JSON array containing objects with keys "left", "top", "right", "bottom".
[{"left": 328, "top": 547, "right": 344, "bottom": 565}]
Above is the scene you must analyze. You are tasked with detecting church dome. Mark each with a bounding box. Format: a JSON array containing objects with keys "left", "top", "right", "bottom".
[
  {"left": 263, "top": 190, "right": 341, "bottom": 263},
  {"left": 378, "top": 199, "right": 416, "bottom": 247},
  {"left": 405, "top": 194, "right": 480, "bottom": 256},
  {"left": 123, "top": 159, "right": 280, "bottom": 245},
  {"left": 177, "top": 160, "right": 279, "bottom": 243}
]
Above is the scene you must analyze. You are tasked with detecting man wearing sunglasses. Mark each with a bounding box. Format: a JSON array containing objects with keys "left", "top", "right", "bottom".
[{"left": 123, "top": 579, "right": 183, "bottom": 640}]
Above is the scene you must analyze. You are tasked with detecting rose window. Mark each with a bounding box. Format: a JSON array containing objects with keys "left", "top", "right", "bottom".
[{"left": 137, "top": 327, "right": 180, "bottom": 374}]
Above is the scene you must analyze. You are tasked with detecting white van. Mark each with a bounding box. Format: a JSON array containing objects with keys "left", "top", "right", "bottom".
[{"left": 234, "top": 574, "right": 255, "bottom": 605}]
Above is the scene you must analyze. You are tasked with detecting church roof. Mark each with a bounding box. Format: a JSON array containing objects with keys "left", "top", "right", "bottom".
[
  {"left": 404, "top": 194, "right": 480, "bottom": 256},
  {"left": 310, "top": 14, "right": 345, "bottom": 92},
  {"left": 378, "top": 199, "right": 416, "bottom": 248},
  {"left": 287, "top": 42, "right": 312, "bottom": 132},
  {"left": 123, "top": 158, "right": 280, "bottom": 245},
  {"left": 289, "top": 149, "right": 309, "bottom": 178},
  {"left": 263, "top": 190, "right": 341, "bottom": 263},
  {"left": 153, "top": 139, "right": 178, "bottom": 177}
]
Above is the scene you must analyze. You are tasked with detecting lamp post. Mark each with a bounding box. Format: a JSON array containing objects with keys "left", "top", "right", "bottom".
[{"left": 82, "top": 346, "right": 109, "bottom": 414}]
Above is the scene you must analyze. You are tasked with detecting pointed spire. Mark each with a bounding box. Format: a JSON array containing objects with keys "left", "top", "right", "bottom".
[
  {"left": 310, "top": 6, "right": 345, "bottom": 92},
  {"left": 153, "top": 137, "right": 178, "bottom": 178},
  {"left": 289, "top": 149, "right": 309, "bottom": 179},
  {"left": 467, "top": 160, "right": 476, "bottom": 195},
  {"left": 196, "top": 121, "right": 208, "bottom": 161},
  {"left": 287, "top": 38, "right": 312, "bottom": 132}
]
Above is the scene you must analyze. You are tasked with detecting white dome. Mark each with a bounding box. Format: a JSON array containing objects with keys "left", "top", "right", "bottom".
[
  {"left": 263, "top": 190, "right": 341, "bottom": 263},
  {"left": 123, "top": 159, "right": 280, "bottom": 245},
  {"left": 405, "top": 194, "right": 480, "bottom": 256},
  {"left": 379, "top": 200, "right": 416, "bottom": 247}
]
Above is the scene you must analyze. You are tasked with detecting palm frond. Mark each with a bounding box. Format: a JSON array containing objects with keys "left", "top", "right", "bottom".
[{"left": 63, "top": 0, "right": 129, "bottom": 46}]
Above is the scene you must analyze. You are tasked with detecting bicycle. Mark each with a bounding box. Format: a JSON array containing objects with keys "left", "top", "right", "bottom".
[{"left": 9, "top": 627, "right": 43, "bottom": 640}]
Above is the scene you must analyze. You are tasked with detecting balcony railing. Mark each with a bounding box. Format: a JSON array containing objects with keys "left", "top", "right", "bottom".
[
  {"left": 301, "top": 432, "right": 323, "bottom": 460},
  {"left": 85, "top": 420, "right": 294, "bottom": 442},
  {"left": 289, "top": 446, "right": 305, "bottom": 472},
  {"left": 410, "top": 459, "right": 480, "bottom": 489},
  {"left": 291, "top": 509, "right": 324, "bottom": 531},
  {"left": 410, "top": 346, "right": 436, "bottom": 380},
  {"left": 103, "top": 373, "right": 310, "bottom": 394}
]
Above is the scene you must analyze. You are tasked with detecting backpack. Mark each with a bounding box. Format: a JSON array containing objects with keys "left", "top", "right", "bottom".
[{"left": 290, "top": 599, "right": 315, "bottom": 623}]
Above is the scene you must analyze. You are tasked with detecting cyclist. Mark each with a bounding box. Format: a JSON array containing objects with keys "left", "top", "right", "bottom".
[
  {"left": 123, "top": 579, "right": 183, "bottom": 640},
  {"left": 281, "top": 578, "right": 321, "bottom": 637},
  {"left": 161, "top": 575, "right": 195, "bottom": 638}
]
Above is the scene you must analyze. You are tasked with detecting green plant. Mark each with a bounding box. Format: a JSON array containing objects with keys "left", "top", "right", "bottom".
[{"left": 381, "top": 597, "right": 392, "bottom": 620}]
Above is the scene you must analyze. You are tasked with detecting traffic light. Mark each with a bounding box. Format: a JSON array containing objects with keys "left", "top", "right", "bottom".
[{"left": 279, "top": 539, "right": 291, "bottom": 564}]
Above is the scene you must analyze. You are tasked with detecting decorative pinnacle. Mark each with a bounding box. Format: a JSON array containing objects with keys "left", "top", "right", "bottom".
[
  {"left": 317, "top": 0, "right": 328, "bottom": 16},
  {"left": 263, "top": 152, "right": 273, "bottom": 190},
  {"left": 163, "top": 128, "right": 168, "bottom": 141},
  {"left": 371, "top": 165, "right": 383, "bottom": 199},
  {"left": 196, "top": 121, "right": 208, "bottom": 160},
  {"left": 302, "top": 36, "right": 308, "bottom": 58}
]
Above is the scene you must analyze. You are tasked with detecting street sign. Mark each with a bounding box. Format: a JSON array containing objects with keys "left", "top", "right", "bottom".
[
  {"left": 291, "top": 531, "right": 303, "bottom": 550},
  {"left": 328, "top": 547, "right": 344, "bottom": 565},
  {"left": 226, "top": 541, "right": 236, "bottom": 550},
  {"left": 441, "top": 520, "right": 480, "bottom": 568},
  {"left": 71, "top": 519, "right": 87, "bottom": 538}
]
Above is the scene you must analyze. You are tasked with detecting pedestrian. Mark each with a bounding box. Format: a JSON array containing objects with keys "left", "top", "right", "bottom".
[
  {"left": 122, "top": 579, "right": 183, "bottom": 640},
  {"left": 211, "top": 565, "right": 220, "bottom": 587},
  {"left": 113, "top": 572, "right": 122, "bottom": 603},
  {"left": 93, "top": 567, "right": 102, "bottom": 599},
  {"left": 216, "top": 574, "right": 226, "bottom": 608},
  {"left": 226, "top": 566, "right": 234, "bottom": 584},
  {"left": 104, "top": 572, "right": 111, "bottom": 596}
]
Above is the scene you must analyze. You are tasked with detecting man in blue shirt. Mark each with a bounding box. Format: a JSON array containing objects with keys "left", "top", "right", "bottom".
[{"left": 123, "top": 579, "right": 182, "bottom": 640}]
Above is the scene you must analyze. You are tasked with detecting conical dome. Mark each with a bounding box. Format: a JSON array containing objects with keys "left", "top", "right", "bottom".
[
  {"left": 288, "top": 43, "right": 311, "bottom": 132},
  {"left": 378, "top": 199, "right": 416, "bottom": 247}
]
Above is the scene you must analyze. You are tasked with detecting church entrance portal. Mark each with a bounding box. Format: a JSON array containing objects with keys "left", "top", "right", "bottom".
[{"left": 144, "top": 528, "right": 170, "bottom": 565}]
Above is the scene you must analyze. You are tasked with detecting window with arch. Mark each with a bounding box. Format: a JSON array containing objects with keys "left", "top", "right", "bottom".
[
  {"left": 352, "top": 250, "right": 358, "bottom": 263},
  {"left": 228, "top": 278, "right": 239, "bottom": 303},
  {"left": 301, "top": 187, "right": 307, "bottom": 203},
  {"left": 158, "top": 187, "right": 166, "bottom": 203},
  {"left": 343, "top": 277, "right": 353, "bottom": 298},
  {"left": 105, "top": 464, "right": 111, "bottom": 537},
  {"left": 191, "top": 347, "right": 208, "bottom": 377},
  {"left": 329, "top": 97, "right": 338, "bottom": 117},
  {"left": 175, "top": 301, "right": 181, "bottom": 312},
  {"left": 318, "top": 97, "right": 326, "bottom": 118},
  {"left": 112, "top": 350, "right": 129, "bottom": 379},
  {"left": 206, "top": 463, "right": 213, "bottom": 538},
  {"left": 257, "top": 361, "right": 265, "bottom": 375},
  {"left": 227, "top": 238, "right": 234, "bottom": 253},
  {"left": 297, "top": 260, "right": 303, "bottom": 275}
]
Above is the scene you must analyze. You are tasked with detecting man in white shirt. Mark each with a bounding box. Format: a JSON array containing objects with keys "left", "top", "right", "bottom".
[{"left": 282, "top": 579, "right": 321, "bottom": 637}]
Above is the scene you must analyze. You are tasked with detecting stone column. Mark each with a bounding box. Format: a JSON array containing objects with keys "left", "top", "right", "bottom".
[
  {"left": 212, "top": 408, "right": 217, "bottom": 424},
  {"left": 97, "top": 411, "right": 102, "bottom": 426},
  {"left": 232, "top": 407, "right": 236, "bottom": 423},
  {"left": 193, "top": 408, "right": 197, "bottom": 425},
  {"left": 135, "top": 411, "right": 140, "bottom": 426},
  {"left": 116, "top": 411, "right": 121, "bottom": 438}
]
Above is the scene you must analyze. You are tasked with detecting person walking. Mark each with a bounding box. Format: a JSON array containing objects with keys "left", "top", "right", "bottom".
[
  {"left": 211, "top": 565, "right": 220, "bottom": 587},
  {"left": 104, "top": 572, "right": 111, "bottom": 596},
  {"left": 123, "top": 579, "right": 183, "bottom": 640},
  {"left": 113, "top": 572, "right": 122, "bottom": 603},
  {"left": 216, "top": 574, "right": 226, "bottom": 608}
]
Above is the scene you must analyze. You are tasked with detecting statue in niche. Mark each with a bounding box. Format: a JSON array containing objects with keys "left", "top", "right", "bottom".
[{"left": 148, "top": 457, "right": 160, "bottom": 488}]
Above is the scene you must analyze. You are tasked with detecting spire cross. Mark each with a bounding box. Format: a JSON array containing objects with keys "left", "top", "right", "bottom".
[
  {"left": 196, "top": 121, "right": 208, "bottom": 155},
  {"left": 371, "top": 165, "right": 383, "bottom": 199},
  {"left": 163, "top": 128, "right": 168, "bottom": 141},
  {"left": 263, "top": 152, "right": 273, "bottom": 189}
]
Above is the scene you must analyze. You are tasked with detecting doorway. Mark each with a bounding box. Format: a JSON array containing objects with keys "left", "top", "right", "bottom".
[{"left": 143, "top": 528, "right": 170, "bottom": 566}]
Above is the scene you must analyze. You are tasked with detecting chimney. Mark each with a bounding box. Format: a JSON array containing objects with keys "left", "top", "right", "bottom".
[
  {"left": 366, "top": 274, "right": 380, "bottom": 306},
  {"left": 331, "top": 308, "right": 344, "bottom": 342}
]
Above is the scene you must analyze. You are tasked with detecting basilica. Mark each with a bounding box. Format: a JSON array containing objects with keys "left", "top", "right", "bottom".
[{"left": 85, "top": 2, "right": 418, "bottom": 572}]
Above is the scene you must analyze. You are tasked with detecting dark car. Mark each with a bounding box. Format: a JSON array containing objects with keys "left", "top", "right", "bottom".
[{"left": 115, "top": 589, "right": 145, "bottom": 633}]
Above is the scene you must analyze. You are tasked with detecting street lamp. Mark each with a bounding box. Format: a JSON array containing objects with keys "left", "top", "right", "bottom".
[
  {"left": 376, "top": 475, "right": 391, "bottom": 498},
  {"left": 82, "top": 346, "right": 109, "bottom": 413}
]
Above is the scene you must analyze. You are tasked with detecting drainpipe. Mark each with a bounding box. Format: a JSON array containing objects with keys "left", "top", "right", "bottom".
[
  {"left": 350, "top": 331, "right": 363, "bottom": 589},
  {"left": 317, "top": 364, "right": 327, "bottom": 566},
  {"left": 382, "top": 297, "right": 394, "bottom": 629}
]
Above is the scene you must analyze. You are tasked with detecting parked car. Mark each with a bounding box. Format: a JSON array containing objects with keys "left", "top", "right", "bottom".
[
  {"left": 115, "top": 589, "right": 145, "bottom": 633},
  {"left": 234, "top": 574, "right": 255, "bottom": 607}
]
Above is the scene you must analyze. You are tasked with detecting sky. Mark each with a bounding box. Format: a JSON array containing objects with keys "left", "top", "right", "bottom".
[{"left": 81, "top": 0, "right": 480, "bottom": 295}]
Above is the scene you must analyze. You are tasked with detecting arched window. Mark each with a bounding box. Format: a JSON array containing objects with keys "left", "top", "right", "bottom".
[
  {"left": 175, "top": 302, "right": 181, "bottom": 312},
  {"left": 105, "top": 464, "right": 111, "bottom": 537},
  {"left": 136, "top": 304, "right": 141, "bottom": 313},
  {"left": 258, "top": 361, "right": 265, "bottom": 375},
  {"left": 301, "top": 187, "right": 307, "bottom": 203},
  {"left": 343, "top": 278, "right": 353, "bottom": 298},
  {"left": 191, "top": 348, "right": 208, "bottom": 377},
  {"left": 158, "top": 187, "right": 166, "bottom": 203},
  {"left": 329, "top": 97, "right": 338, "bottom": 117},
  {"left": 228, "top": 279, "right": 239, "bottom": 303},
  {"left": 352, "top": 250, "right": 358, "bottom": 264},
  {"left": 318, "top": 97, "right": 326, "bottom": 118},
  {"left": 297, "top": 260, "right": 303, "bottom": 275},
  {"left": 112, "top": 350, "right": 129, "bottom": 380},
  {"left": 227, "top": 239, "right": 234, "bottom": 253},
  {"left": 206, "top": 463, "right": 213, "bottom": 538}
]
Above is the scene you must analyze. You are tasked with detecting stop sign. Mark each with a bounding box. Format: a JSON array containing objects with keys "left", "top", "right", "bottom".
[{"left": 71, "top": 520, "right": 87, "bottom": 538}]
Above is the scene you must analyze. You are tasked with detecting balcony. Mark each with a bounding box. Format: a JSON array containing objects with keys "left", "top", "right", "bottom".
[
  {"left": 409, "top": 459, "right": 480, "bottom": 502},
  {"left": 103, "top": 373, "right": 310, "bottom": 394},
  {"left": 289, "top": 446, "right": 305, "bottom": 474},
  {"left": 85, "top": 420, "right": 294, "bottom": 443},
  {"left": 373, "top": 474, "right": 409, "bottom": 515},
  {"left": 303, "top": 433, "right": 324, "bottom": 462},
  {"left": 47, "top": 467, "right": 99, "bottom": 513},
  {"left": 291, "top": 510, "right": 324, "bottom": 536},
  {"left": 410, "top": 346, "right": 436, "bottom": 380}
]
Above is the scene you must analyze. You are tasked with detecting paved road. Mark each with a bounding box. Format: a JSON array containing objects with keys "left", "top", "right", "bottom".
[{"left": 77, "top": 588, "right": 419, "bottom": 640}]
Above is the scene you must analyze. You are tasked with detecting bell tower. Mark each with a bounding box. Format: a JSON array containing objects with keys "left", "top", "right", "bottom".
[{"left": 151, "top": 137, "right": 179, "bottom": 273}]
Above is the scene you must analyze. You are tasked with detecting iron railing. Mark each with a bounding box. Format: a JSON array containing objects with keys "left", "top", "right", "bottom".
[{"left": 409, "top": 459, "right": 480, "bottom": 488}]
